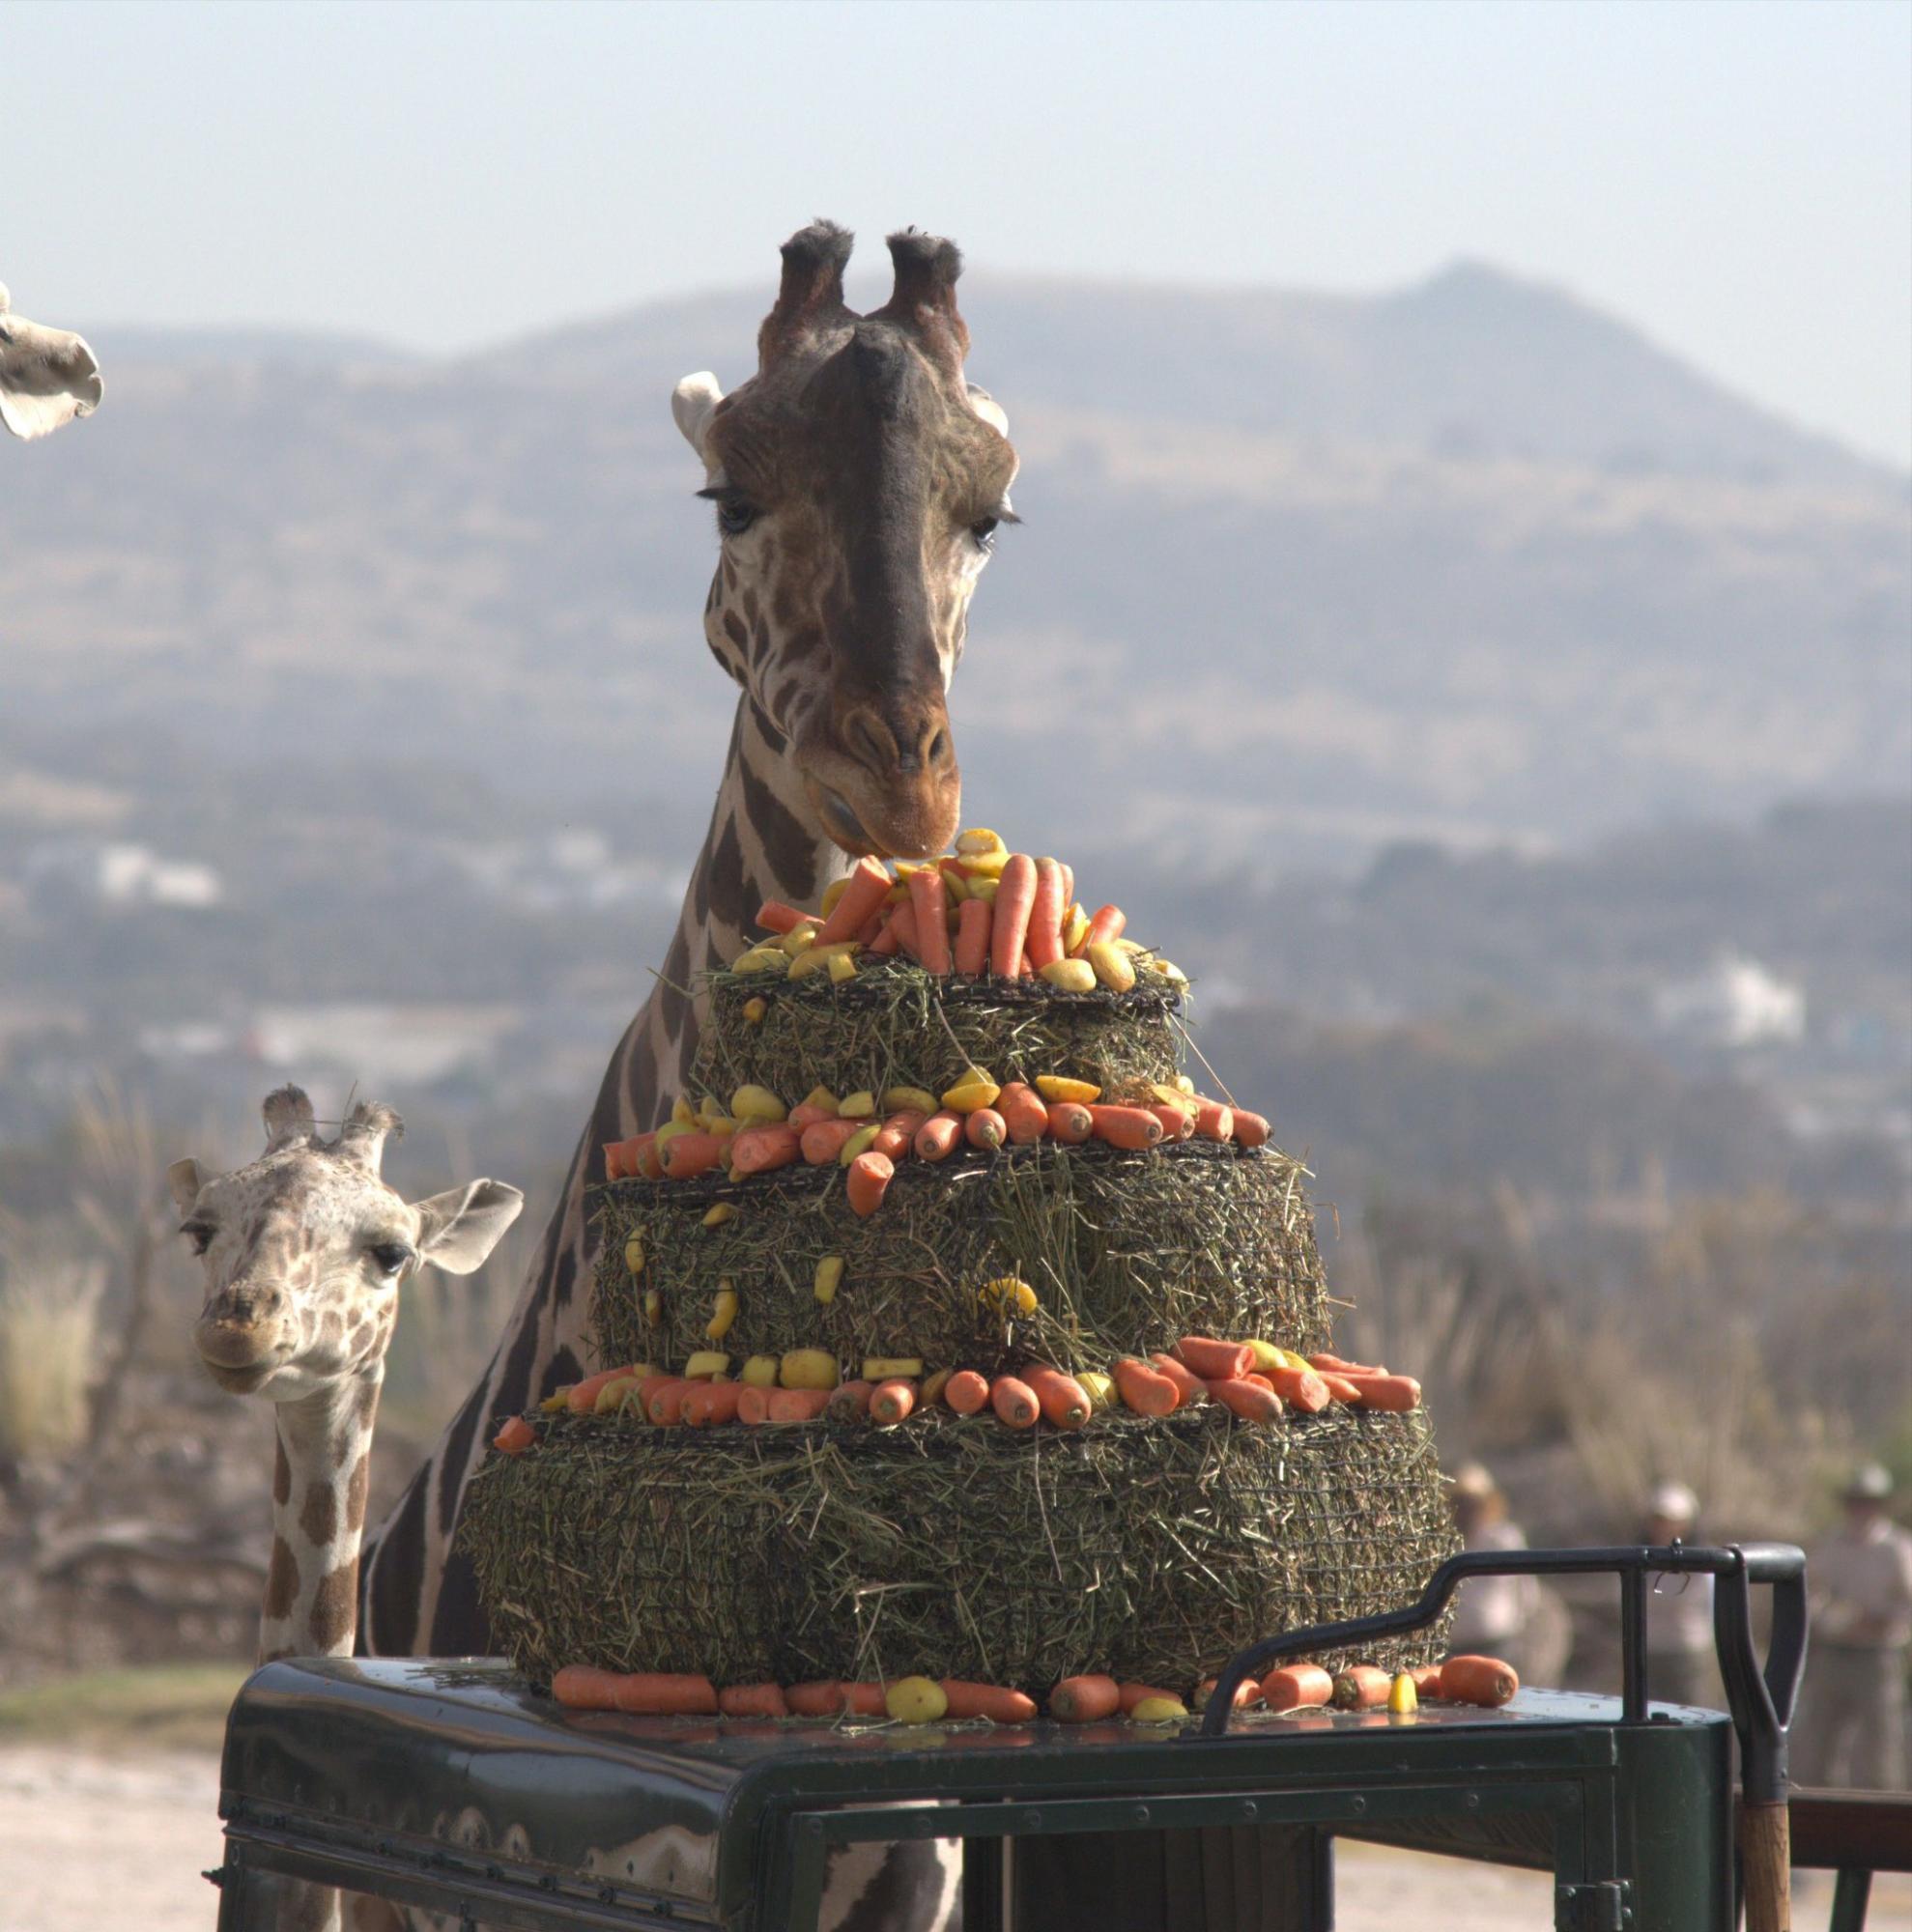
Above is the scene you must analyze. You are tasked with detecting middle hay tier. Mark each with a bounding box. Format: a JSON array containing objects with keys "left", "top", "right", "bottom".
[{"left": 463, "top": 951, "right": 1460, "bottom": 1697}]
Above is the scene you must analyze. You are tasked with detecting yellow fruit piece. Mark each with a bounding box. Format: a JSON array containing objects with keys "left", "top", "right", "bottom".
[
  {"left": 706, "top": 1284, "right": 739, "bottom": 1341},
  {"left": 941, "top": 1072, "right": 1002, "bottom": 1113},
  {"left": 701, "top": 1203, "right": 737, "bottom": 1229},
  {"left": 886, "top": 1676, "right": 949, "bottom": 1724},
  {"left": 539, "top": 1390, "right": 571, "bottom": 1414},
  {"left": 813, "top": 1256, "right": 845, "bottom": 1305},
  {"left": 780, "top": 1349, "right": 840, "bottom": 1391},
  {"left": 965, "top": 874, "right": 1001, "bottom": 902},
  {"left": 683, "top": 1350, "right": 729, "bottom": 1380},
  {"left": 732, "top": 946, "right": 791, "bottom": 976},
  {"left": 643, "top": 1287, "right": 664, "bottom": 1327},
  {"left": 741, "top": 1354, "right": 780, "bottom": 1388},
  {"left": 1062, "top": 904, "right": 1090, "bottom": 953},
  {"left": 838, "top": 1124, "right": 880, "bottom": 1166},
  {"left": 883, "top": 1085, "right": 938, "bottom": 1116},
  {"left": 1113, "top": 937, "right": 1147, "bottom": 954},
  {"left": 938, "top": 865, "right": 968, "bottom": 902},
  {"left": 1086, "top": 941, "right": 1136, "bottom": 992},
  {"left": 1129, "top": 1696, "right": 1188, "bottom": 1722},
  {"left": 801, "top": 1086, "right": 842, "bottom": 1118},
  {"left": 828, "top": 951, "right": 857, "bottom": 983},
  {"left": 623, "top": 1233, "right": 646, "bottom": 1275},
  {"left": 1175, "top": 1074, "right": 1196, "bottom": 1095},
  {"left": 820, "top": 877, "right": 851, "bottom": 917},
  {"left": 731, "top": 1084, "right": 788, "bottom": 1123},
  {"left": 1036, "top": 1075, "right": 1102, "bottom": 1106},
  {"left": 863, "top": 1356, "right": 925, "bottom": 1380},
  {"left": 789, "top": 942, "right": 858, "bottom": 980},
  {"left": 705, "top": 1116, "right": 739, "bottom": 1143},
  {"left": 1240, "top": 1338, "right": 1285, "bottom": 1374},
  {"left": 1150, "top": 1083, "right": 1197, "bottom": 1114},
  {"left": 671, "top": 1094, "right": 698, "bottom": 1127},
  {"left": 956, "top": 827, "right": 1007, "bottom": 857},
  {"left": 594, "top": 1374, "right": 641, "bottom": 1415},
  {"left": 1040, "top": 958, "right": 1097, "bottom": 993},
  {"left": 885, "top": 882, "right": 911, "bottom": 905},
  {"left": 742, "top": 997, "right": 767, "bottom": 1026},
  {"left": 1388, "top": 1672, "right": 1419, "bottom": 1716},
  {"left": 654, "top": 1119, "right": 695, "bottom": 1151},
  {"left": 1150, "top": 958, "right": 1189, "bottom": 986},
  {"left": 1077, "top": 1371, "right": 1116, "bottom": 1411},
  {"left": 980, "top": 1276, "right": 1039, "bottom": 1317},
  {"left": 838, "top": 1090, "right": 876, "bottom": 1120},
  {"left": 922, "top": 1368, "right": 953, "bottom": 1406}
]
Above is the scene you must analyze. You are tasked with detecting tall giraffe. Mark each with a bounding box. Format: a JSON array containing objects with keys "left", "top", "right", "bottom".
[
  {"left": 171, "top": 1085, "right": 522, "bottom": 1932},
  {"left": 358, "top": 221, "right": 1018, "bottom": 1660}
]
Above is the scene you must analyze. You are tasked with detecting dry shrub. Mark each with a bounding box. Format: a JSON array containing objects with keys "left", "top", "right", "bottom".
[{"left": 0, "top": 1256, "right": 105, "bottom": 1463}]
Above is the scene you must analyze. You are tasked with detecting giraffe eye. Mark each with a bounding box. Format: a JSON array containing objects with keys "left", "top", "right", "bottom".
[
  {"left": 369, "top": 1241, "right": 414, "bottom": 1276},
  {"left": 970, "top": 516, "right": 999, "bottom": 551},
  {"left": 179, "top": 1221, "right": 214, "bottom": 1256},
  {"left": 717, "top": 500, "right": 758, "bottom": 538}
]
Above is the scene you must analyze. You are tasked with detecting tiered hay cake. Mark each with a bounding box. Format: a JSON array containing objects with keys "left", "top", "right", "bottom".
[{"left": 463, "top": 951, "right": 1459, "bottom": 1698}]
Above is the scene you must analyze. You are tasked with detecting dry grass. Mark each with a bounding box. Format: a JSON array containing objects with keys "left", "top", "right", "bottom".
[{"left": 0, "top": 1252, "right": 105, "bottom": 1462}]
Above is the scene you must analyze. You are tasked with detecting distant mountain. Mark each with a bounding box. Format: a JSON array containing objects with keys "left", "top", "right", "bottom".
[
  {"left": 3, "top": 261, "right": 1905, "bottom": 867},
  {"left": 88, "top": 325, "right": 417, "bottom": 368}
]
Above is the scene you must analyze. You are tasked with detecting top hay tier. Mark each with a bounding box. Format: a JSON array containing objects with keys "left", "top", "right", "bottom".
[{"left": 693, "top": 957, "right": 1185, "bottom": 1105}]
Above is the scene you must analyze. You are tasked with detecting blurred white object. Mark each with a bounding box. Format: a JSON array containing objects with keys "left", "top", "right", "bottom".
[
  {"left": 1652, "top": 952, "right": 1805, "bottom": 1049},
  {"left": 0, "top": 281, "right": 104, "bottom": 440}
]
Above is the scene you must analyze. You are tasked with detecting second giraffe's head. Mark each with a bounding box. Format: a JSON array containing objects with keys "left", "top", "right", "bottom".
[
  {"left": 672, "top": 222, "right": 1017, "bottom": 862},
  {"left": 169, "top": 1086, "right": 523, "bottom": 1402}
]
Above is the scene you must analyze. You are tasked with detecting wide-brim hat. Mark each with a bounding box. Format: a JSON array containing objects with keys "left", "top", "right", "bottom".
[{"left": 1842, "top": 1462, "right": 1894, "bottom": 1502}]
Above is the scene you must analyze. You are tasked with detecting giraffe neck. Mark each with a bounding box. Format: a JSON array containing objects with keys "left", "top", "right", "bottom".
[{"left": 260, "top": 1370, "right": 380, "bottom": 1662}]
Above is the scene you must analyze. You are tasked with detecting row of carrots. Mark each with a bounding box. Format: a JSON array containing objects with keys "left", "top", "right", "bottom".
[
  {"left": 603, "top": 1071, "right": 1271, "bottom": 1200},
  {"left": 549, "top": 1654, "right": 1518, "bottom": 1724},
  {"left": 727, "top": 828, "right": 1186, "bottom": 994},
  {"left": 489, "top": 1336, "right": 1422, "bottom": 1456}
]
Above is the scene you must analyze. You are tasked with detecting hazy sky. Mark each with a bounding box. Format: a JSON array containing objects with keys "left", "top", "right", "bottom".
[{"left": 9, "top": 0, "right": 1910, "bottom": 467}]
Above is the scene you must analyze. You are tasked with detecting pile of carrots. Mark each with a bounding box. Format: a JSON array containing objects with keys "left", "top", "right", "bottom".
[
  {"left": 602, "top": 1071, "right": 1271, "bottom": 1201},
  {"left": 490, "top": 1334, "right": 1421, "bottom": 1458},
  {"left": 548, "top": 1653, "right": 1518, "bottom": 1724},
  {"left": 723, "top": 829, "right": 1188, "bottom": 995}
]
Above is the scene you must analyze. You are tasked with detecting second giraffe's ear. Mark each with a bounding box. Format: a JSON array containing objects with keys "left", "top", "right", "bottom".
[
  {"left": 671, "top": 371, "right": 725, "bottom": 467},
  {"left": 413, "top": 1179, "right": 525, "bottom": 1275},
  {"left": 967, "top": 384, "right": 1010, "bottom": 439},
  {"left": 167, "top": 1157, "right": 208, "bottom": 1215}
]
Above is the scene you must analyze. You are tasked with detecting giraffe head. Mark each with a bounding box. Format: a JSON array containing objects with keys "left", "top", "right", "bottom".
[
  {"left": 672, "top": 221, "right": 1018, "bottom": 862},
  {"left": 168, "top": 1085, "right": 523, "bottom": 1402}
]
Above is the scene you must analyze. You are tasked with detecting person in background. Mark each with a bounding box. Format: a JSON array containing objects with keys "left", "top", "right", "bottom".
[
  {"left": 1448, "top": 1463, "right": 1537, "bottom": 1657},
  {"left": 1640, "top": 1481, "right": 1716, "bottom": 1708},
  {"left": 1793, "top": 1463, "right": 1912, "bottom": 1791}
]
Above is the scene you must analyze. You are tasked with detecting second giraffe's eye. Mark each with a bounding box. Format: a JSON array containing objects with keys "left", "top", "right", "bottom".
[
  {"left": 369, "top": 1241, "right": 414, "bottom": 1276},
  {"left": 717, "top": 500, "right": 758, "bottom": 538}
]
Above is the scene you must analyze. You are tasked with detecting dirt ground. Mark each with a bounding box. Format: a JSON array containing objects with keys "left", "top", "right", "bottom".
[{"left": 6, "top": 1742, "right": 1903, "bottom": 1931}]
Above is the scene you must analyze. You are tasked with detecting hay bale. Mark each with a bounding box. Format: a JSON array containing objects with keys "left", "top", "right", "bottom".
[
  {"left": 694, "top": 960, "right": 1184, "bottom": 1105},
  {"left": 461, "top": 1406, "right": 1458, "bottom": 1693},
  {"left": 590, "top": 1141, "right": 1329, "bottom": 1375}
]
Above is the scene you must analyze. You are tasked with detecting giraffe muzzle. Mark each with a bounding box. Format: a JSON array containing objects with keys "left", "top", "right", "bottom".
[{"left": 195, "top": 1288, "right": 290, "bottom": 1377}]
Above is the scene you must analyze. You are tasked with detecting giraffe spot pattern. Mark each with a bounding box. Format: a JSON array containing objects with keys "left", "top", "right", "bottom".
[
  {"left": 344, "top": 1449, "right": 371, "bottom": 1536},
  {"left": 309, "top": 1560, "right": 357, "bottom": 1652},
  {"left": 300, "top": 1479, "right": 338, "bottom": 1548},
  {"left": 264, "top": 1536, "right": 300, "bottom": 1620},
  {"left": 273, "top": 1435, "right": 292, "bottom": 1508},
  {"left": 738, "top": 750, "right": 816, "bottom": 895}
]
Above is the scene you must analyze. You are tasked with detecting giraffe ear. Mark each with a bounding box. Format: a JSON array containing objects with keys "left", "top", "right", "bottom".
[
  {"left": 671, "top": 371, "right": 725, "bottom": 466},
  {"left": 412, "top": 1179, "right": 525, "bottom": 1275},
  {"left": 168, "top": 1157, "right": 208, "bottom": 1216},
  {"left": 967, "top": 384, "right": 1009, "bottom": 439}
]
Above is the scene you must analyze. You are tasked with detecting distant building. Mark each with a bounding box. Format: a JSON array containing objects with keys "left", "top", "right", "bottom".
[
  {"left": 25, "top": 838, "right": 223, "bottom": 910},
  {"left": 1652, "top": 952, "right": 1805, "bottom": 1048}
]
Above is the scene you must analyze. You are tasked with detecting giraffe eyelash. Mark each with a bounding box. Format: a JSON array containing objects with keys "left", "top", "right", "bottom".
[{"left": 179, "top": 1221, "right": 214, "bottom": 1255}]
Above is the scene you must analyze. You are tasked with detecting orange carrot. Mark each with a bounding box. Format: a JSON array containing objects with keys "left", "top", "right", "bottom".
[
  {"left": 907, "top": 867, "right": 952, "bottom": 975},
  {"left": 1197, "top": 1676, "right": 1262, "bottom": 1712},
  {"left": 493, "top": 1415, "right": 536, "bottom": 1456},
  {"left": 1242, "top": 1371, "right": 1276, "bottom": 1393},
  {"left": 869, "top": 912, "right": 903, "bottom": 957},
  {"left": 1117, "top": 1682, "right": 1183, "bottom": 1714},
  {"left": 737, "top": 1384, "right": 772, "bottom": 1425},
  {"left": 991, "top": 1374, "right": 1040, "bottom": 1428},
  {"left": 842, "top": 1682, "right": 889, "bottom": 1717},
  {"left": 826, "top": 1379, "right": 873, "bottom": 1423},
  {"left": 954, "top": 895, "right": 992, "bottom": 976},
  {"left": 1411, "top": 1664, "right": 1444, "bottom": 1697},
  {"left": 1261, "top": 1663, "right": 1333, "bottom": 1710},
  {"left": 996, "top": 1082, "right": 1050, "bottom": 1145},
  {"left": 552, "top": 1664, "right": 623, "bottom": 1710},
  {"left": 1113, "top": 1357, "right": 1180, "bottom": 1415},
  {"left": 889, "top": 900, "right": 922, "bottom": 961},
  {"left": 636, "top": 1139, "right": 666, "bottom": 1179},
  {"left": 1083, "top": 904, "right": 1127, "bottom": 952},
  {"left": 1049, "top": 1674, "right": 1121, "bottom": 1722},
  {"left": 785, "top": 1680, "right": 848, "bottom": 1717},
  {"left": 914, "top": 1110, "right": 965, "bottom": 1161},
  {"left": 604, "top": 1140, "right": 629, "bottom": 1181},
  {"left": 870, "top": 1378, "right": 916, "bottom": 1427},
  {"left": 871, "top": 1110, "right": 926, "bottom": 1160},
  {"left": 1347, "top": 1374, "right": 1422, "bottom": 1412},
  {"left": 645, "top": 1378, "right": 696, "bottom": 1425},
  {"left": 1309, "top": 1351, "right": 1384, "bottom": 1376},
  {"left": 1148, "top": 1352, "right": 1208, "bottom": 1406},
  {"left": 729, "top": 1123, "right": 801, "bottom": 1176},
  {"left": 635, "top": 1372, "right": 680, "bottom": 1410},
  {"left": 612, "top": 1672, "right": 719, "bottom": 1716},
  {"left": 755, "top": 900, "right": 806, "bottom": 934},
  {"left": 855, "top": 910, "right": 887, "bottom": 948},
  {"left": 1023, "top": 1364, "right": 1093, "bottom": 1430},
  {"left": 1026, "top": 859, "right": 1066, "bottom": 969},
  {"left": 1316, "top": 1370, "right": 1364, "bottom": 1404},
  {"left": 1440, "top": 1656, "right": 1520, "bottom": 1707},
  {"left": 990, "top": 855, "right": 1039, "bottom": 977},
  {"left": 1046, "top": 1099, "right": 1095, "bottom": 1145},
  {"left": 1193, "top": 1099, "right": 1234, "bottom": 1142},
  {"left": 1265, "top": 1365, "right": 1332, "bottom": 1414},
  {"left": 1207, "top": 1378, "right": 1285, "bottom": 1422},
  {"left": 940, "top": 1680, "right": 1039, "bottom": 1722},
  {"left": 845, "top": 1151, "right": 894, "bottom": 1217},
  {"left": 816, "top": 856, "right": 893, "bottom": 944},
  {"left": 945, "top": 1369, "right": 991, "bottom": 1414},
  {"left": 802, "top": 1118, "right": 864, "bottom": 1165},
  {"left": 681, "top": 1381, "right": 743, "bottom": 1428},
  {"left": 1018, "top": 948, "right": 1035, "bottom": 978},
  {"left": 788, "top": 1100, "right": 836, "bottom": 1131},
  {"left": 1058, "top": 861, "right": 1074, "bottom": 910},
  {"left": 1091, "top": 1105, "right": 1163, "bottom": 1151},
  {"left": 1173, "top": 1336, "right": 1253, "bottom": 1381},
  {"left": 1232, "top": 1109, "right": 1270, "bottom": 1150},
  {"left": 1149, "top": 1104, "right": 1196, "bottom": 1143},
  {"left": 1330, "top": 1666, "right": 1390, "bottom": 1710},
  {"left": 567, "top": 1365, "right": 639, "bottom": 1413},
  {"left": 719, "top": 1682, "right": 789, "bottom": 1718},
  {"left": 766, "top": 1388, "right": 831, "bottom": 1422},
  {"left": 965, "top": 1107, "right": 1007, "bottom": 1151},
  {"left": 660, "top": 1132, "right": 725, "bottom": 1179}
]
